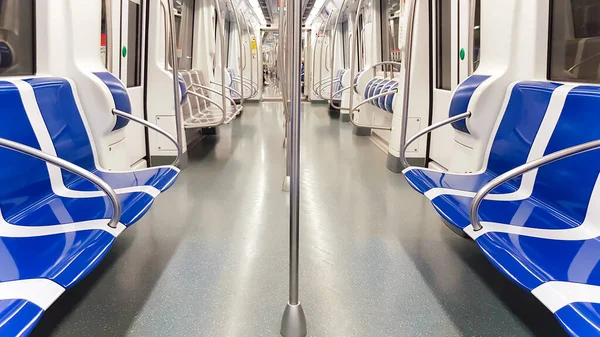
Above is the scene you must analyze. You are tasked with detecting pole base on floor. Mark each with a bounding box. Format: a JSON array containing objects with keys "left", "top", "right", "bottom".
[
  {"left": 282, "top": 176, "right": 291, "bottom": 192},
  {"left": 280, "top": 302, "right": 307, "bottom": 337}
]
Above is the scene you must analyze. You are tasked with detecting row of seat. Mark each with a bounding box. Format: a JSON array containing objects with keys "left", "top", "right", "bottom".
[
  {"left": 363, "top": 77, "right": 398, "bottom": 113},
  {"left": 332, "top": 69, "right": 348, "bottom": 99},
  {"left": 404, "top": 79, "right": 600, "bottom": 336},
  {"left": 0, "top": 75, "right": 179, "bottom": 336},
  {"left": 180, "top": 69, "right": 241, "bottom": 128}
]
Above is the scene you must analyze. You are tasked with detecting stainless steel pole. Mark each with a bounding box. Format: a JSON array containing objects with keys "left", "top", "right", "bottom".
[
  {"left": 280, "top": 0, "right": 306, "bottom": 335},
  {"left": 398, "top": 0, "right": 417, "bottom": 168},
  {"left": 166, "top": 0, "right": 184, "bottom": 166}
]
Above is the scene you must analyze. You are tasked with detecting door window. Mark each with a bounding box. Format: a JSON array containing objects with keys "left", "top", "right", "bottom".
[{"left": 0, "top": 0, "right": 35, "bottom": 76}]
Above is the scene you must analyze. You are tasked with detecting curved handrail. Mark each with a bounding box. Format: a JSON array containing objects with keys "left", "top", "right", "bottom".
[
  {"left": 468, "top": 0, "right": 476, "bottom": 75},
  {"left": 313, "top": 14, "right": 333, "bottom": 97},
  {"left": 212, "top": 0, "right": 228, "bottom": 115},
  {"left": 370, "top": 61, "right": 402, "bottom": 73},
  {"left": 328, "top": 0, "right": 348, "bottom": 107},
  {"left": 330, "top": 86, "right": 352, "bottom": 110},
  {"left": 315, "top": 77, "right": 339, "bottom": 96},
  {"left": 187, "top": 83, "right": 240, "bottom": 112},
  {"left": 113, "top": 109, "right": 182, "bottom": 166},
  {"left": 567, "top": 52, "right": 600, "bottom": 74},
  {"left": 318, "top": 12, "right": 335, "bottom": 97},
  {"left": 0, "top": 138, "right": 121, "bottom": 229},
  {"left": 398, "top": 0, "right": 418, "bottom": 169},
  {"left": 348, "top": 90, "right": 398, "bottom": 130},
  {"left": 470, "top": 139, "right": 600, "bottom": 231},
  {"left": 159, "top": 1, "right": 170, "bottom": 71},
  {"left": 185, "top": 91, "right": 229, "bottom": 125},
  {"left": 319, "top": 79, "right": 341, "bottom": 96},
  {"left": 230, "top": 76, "right": 258, "bottom": 97},
  {"left": 349, "top": 0, "right": 369, "bottom": 126},
  {"left": 400, "top": 112, "right": 470, "bottom": 168},
  {"left": 229, "top": 1, "right": 245, "bottom": 105},
  {"left": 166, "top": 0, "right": 185, "bottom": 158}
]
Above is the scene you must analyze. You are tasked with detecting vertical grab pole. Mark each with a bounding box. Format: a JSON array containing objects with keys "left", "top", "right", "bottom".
[
  {"left": 229, "top": 2, "right": 245, "bottom": 105},
  {"left": 468, "top": 0, "right": 476, "bottom": 75},
  {"left": 280, "top": 0, "right": 306, "bottom": 334},
  {"left": 328, "top": 0, "right": 347, "bottom": 107},
  {"left": 212, "top": 0, "right": 228, "bottom": 114},
  {"left": 166, "top": 0, "right": 184, "bottom": 166},
  {"left": 398, "top": 0, "right": 417, "bottom": 168}
]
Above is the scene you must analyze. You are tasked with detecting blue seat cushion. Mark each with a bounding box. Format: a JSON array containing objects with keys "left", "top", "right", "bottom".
[
  {"left": 0, "top": 300, "right": 44, "bottom": 337},
  {"left": 0, "top": 231, "right": 116, "bottom": 288},
  {"left": 25, "top": 78, "right": 179, "bottom": 194},
  {"left": 404, "top": 81, "right": 563, "bottom": 196},
  {"left": 555, "top": 303, "right": 600, "bottom": 337}
]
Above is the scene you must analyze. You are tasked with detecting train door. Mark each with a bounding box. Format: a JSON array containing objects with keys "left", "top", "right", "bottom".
[
  {"left": 428, "top": 0, "right": 479, "bottom": 169},
  {"left": 120, "top": 0, "right": 148, "bottom": 168}
]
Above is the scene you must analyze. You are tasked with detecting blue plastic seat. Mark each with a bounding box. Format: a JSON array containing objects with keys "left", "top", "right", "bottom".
[
  {"left": 0, "top": 80, "right": 141, "bottom": 335},
  {"left": 406, "top": 83, "right": 600, "bottom": 336},
  {"left": 363, "top": 77, "right": 398, "bottom": 113},
  {"left": 404, "top": 81, "right": 564, "bottom": 198},
  {"left": 26, "top": 77, "right": 180, "bottom": 197}
]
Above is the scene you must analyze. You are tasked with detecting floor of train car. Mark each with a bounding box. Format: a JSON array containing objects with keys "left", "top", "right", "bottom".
[{"left": 32, "top": 99, "right": 567, "bottom": 337}]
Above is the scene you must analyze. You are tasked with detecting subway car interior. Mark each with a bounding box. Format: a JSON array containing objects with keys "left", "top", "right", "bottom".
[{"left": 1, "top": 0, "right": 600, "bottom": 336}]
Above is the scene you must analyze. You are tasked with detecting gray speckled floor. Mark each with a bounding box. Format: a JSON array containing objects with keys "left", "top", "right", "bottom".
[{"left": 32, "top": 101, "right": 567, "bottom": 337}]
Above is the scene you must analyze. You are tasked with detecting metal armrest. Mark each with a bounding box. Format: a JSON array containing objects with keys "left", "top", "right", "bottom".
[
  {"left": 188, "top": 83, "right": 241, "bottom": 113},
  {"left": 0, "top": 138, "right": 121, "bottom": 229},
  {"left": 186, "top": 91, "right": 227, "bottom": 126},
  {"left": 229, "top": 78, "right": 257, "bottom": 97},
  {"left": 329, "top": 86, "right": 352, "bottom": 111},
  {"left": 400, "top": 112, "right": 471, "bottom": 168},
  {"left": 348, "top": 90, "right": 398, "bottom": 130},
  {"left": 470, "top": 139, "right": 600, "bottom": 231},
  {"left": 113, "top": 109, "right": 182, "bottom": 166}
]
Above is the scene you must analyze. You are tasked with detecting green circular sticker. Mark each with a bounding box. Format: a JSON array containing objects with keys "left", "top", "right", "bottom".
[
  {"left": 122, "top": 46, "right": 127, "bottom": 58},
  {"left": 459, "top": 48, "right": 465, "bottom": 60}
]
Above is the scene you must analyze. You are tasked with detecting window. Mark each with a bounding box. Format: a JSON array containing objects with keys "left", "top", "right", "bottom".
[
  {"left": 0, "top": 0, "right": 35, "bottom": 76},
  {"left": 549, "top": 0, "right": 600, "bottom": 83},
  {"left": 174, "top": 0, "right": 195, "bottom": 70},
  {"left": 382, "top": 0, "right": 401, "bottom": 63},
  {"left": 436, "top": 0, "right": 452, "bottom": 90},
  {"left": 472, "top": 0, "right": 481, "bottom": 72},
  {"left": 126, "top": 1, "right": 142, "bottom": 87}
]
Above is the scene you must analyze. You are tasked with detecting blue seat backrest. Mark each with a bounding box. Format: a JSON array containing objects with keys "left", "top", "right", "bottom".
[
  {"left": 93, "top": 72, "right": 131, "bottom": 131},
  {"left": 0, "top": 81, "right": 55, "bottom": 220},
  {"left": 449, "top": 75, "right": 491, "bottom": 133},
  {"left": 485, "top": 82, "right": 563, "bottom": 185},
  {"left": 26, "top": 78, "right": 98, "bottom": 187},
  {"left": 527, "top": 85, "right": 600, "bottom": 223}
]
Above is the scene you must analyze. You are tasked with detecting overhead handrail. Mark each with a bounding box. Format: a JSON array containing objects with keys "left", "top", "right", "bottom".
[
  {"left": 229, "top": 1, "right": 245, "bottom": 105},
  {"left": 166, "top": 0, "right": 184, "bottom": 160},
  {"left": 400, "top": 112, "right": 471, "bottom": 167},
  {"left": 113, "top": 109, "right": 182, "bottom": 166},
  {"left": 398, "top": 0, "right": 418, "bottom": 167},
  {"left": 470, "top": 139, "right": 600, "bottom": 232},
  {"left": 0, "top": 138, "right": 121, "bottom": 229},
  {"left": 348, "top": 90, "right": 398, "bottom": 130},
  {"left": 328, "top": 0, "right": 348, "bottom": 108}
]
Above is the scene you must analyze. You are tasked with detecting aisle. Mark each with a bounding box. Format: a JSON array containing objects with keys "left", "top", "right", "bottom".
[{"left": 34, "top": 102, "right": 565, "bottom": 337}]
